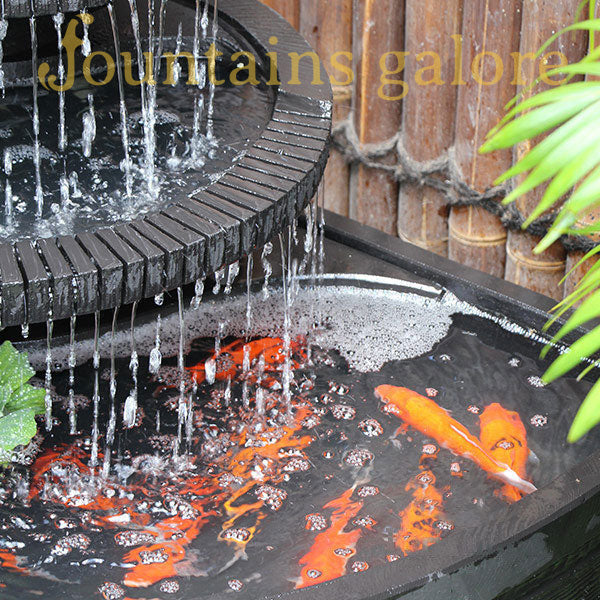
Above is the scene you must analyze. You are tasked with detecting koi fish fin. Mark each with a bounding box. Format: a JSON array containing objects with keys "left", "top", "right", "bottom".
[
  {"left": 528, "top": 449, "right": 540, "bottom": 467},
  {"left": 497, "top": 468, "right": 537, "bottom": 495}
]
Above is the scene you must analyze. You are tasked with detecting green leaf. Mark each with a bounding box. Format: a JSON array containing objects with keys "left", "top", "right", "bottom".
[
  {"left": 568, "top": 377, "right": 600, "bottom": 442},
  {"left": 534, "top": 212, "right": 577, "bottom": 254},
  {"left": 0, "top": 342, "right": 45, "bottom": 462},
  {"left": 577, "top": 361, "right": 599, "bottom": 381},
  {"left": 548, "top": 290, "right": 600, "bottom": 346},
  {"left": 560, "top": 244, "right": 600, "bottom": 285},
  {"left": 480, "top": 90, "right": 600, "bottom": 153},
  {"left": 536, "top": 19, "right": 600, "bottom": 58},
  {"left": 543, "top": 62, "right": 600, "bottom": 79},
  {"left": 0, "top": 409, "right": 37, "bottom": 453},
  {"left": 5, "top": 385, "right": 45, "bottom": 414},
  {"left": 543, "top": 323, "right": 600, "bottom": 383},
  {"left": 560, "top": 164, "right": 600, "bottom": 216},
  {"left": 523, "top": 146, "right": 600, "bottom": 227},
  {"left": 495, "top": 99, "right": 600, "bottom": 188},
  {"left": 503, "top": 110, "right": 600, "bottom": 205},
  {"left": 0, "top": 341, "right": 35, "bottom": 393}
]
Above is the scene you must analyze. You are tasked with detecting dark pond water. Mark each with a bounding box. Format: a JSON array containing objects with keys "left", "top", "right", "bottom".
[{"left": 0, "top": 285, "right": 596, "bottom": 600}]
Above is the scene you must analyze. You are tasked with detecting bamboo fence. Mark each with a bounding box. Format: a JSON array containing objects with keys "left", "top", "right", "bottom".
[{"left": 260, "top": 0, "right": 598, "bottom": 300}]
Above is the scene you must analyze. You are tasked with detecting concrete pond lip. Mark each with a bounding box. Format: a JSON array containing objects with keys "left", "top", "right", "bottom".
[{"left": 0, "top": 0, "right": 332, "bottom": 328}]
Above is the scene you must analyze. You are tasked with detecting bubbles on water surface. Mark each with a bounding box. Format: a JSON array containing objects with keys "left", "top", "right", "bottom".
[
  {"left": 530, "top": 414, "right": 548, "bottom": 427},
  {"left": 305, "top": 513, "right": 327, "bottom": 531},
  {"left": 527, "top": 376, "right": 546, "bottom": 388},
  {"left": 228, "top": 579, "right": 244, "bottom": 591},
  {"left": 344, "top": 448, "right": 374, "bottom": 467}
]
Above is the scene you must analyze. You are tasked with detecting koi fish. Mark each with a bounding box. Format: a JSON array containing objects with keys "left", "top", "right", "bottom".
[
  {"left": 296, "top": 487, "right": 363, "bottom": 589},
  {"left": 374, "top": 385, "right": 537, "bottom": 495},
  {"left": 395, "top": 470, "right": 444, "bottom": 555},
  {"left": 0, "top": 550, "right": 29, "bottom": 575},
  {"left": 187, "top": 336, "right": 306, "bottom": 385},
  {"left": 479, "top": 403, "right": 531, "bottom": 502}
]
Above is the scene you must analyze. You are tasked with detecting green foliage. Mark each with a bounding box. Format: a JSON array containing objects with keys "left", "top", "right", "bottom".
[
  {"left": 480, "top": 2, "right": 600, "bottom": 442},
  {"left": 0, "top": 341, "right": 44, "bottom": 461}
]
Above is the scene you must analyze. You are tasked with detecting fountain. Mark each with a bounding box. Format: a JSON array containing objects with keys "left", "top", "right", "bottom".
[
  {"left": 0, "top": 2, "right": 599, "bottom": 600},
  {"left": 0, "top": 0, "right": 331, "bottom": 328}
]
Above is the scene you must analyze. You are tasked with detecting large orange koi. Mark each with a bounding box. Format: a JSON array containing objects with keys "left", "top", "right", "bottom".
[
  {"left": 375, "top": 385, "right": 536, "bottom": 495},
  {"left": 479, "top": 403, "right": 531, "bottom": 502}
]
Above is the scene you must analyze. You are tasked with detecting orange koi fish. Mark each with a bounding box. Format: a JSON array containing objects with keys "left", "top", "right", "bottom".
[
  {"left": 395, "top": 471, "right": 444, "bottom": 555},
  {"left": 0, "top": 550, "right": 29, "bottom": 575},
  {"left": 479, "top": 403, "right": 531, "bottom": 502},
  {"left": 188, "top": 337, "right": 306, "bottom": 385},
  {"left": 375, "top": 385, "right": 537, "bottom": 495},
  {"left": 296, "top": 487, "right": 363, "bottom": 589}
]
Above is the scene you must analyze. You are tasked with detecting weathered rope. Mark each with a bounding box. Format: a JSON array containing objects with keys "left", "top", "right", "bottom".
[{"left": 331, "top": 119, "right": 598, "bottom": 254}]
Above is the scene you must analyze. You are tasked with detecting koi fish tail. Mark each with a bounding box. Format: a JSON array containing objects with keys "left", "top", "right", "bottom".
[{"left": 495, "top": 467, "right": 537, "bottom": 495}]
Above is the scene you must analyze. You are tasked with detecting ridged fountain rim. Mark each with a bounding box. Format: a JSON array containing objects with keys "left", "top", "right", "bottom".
[{"left": 0, "top": 0, "right": 332, "bottom": 328}]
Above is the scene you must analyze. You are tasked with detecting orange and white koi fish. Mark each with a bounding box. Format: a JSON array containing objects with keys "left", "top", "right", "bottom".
[
  {"left": 395, "top": 470, "right": 445, "bottom": 555},
  {"left": 296, "top": 487, "right": 363, "bottom": 589},
  {"left": 479, "top": 403, "right": 531, "bottom": 502},
  {"left": 374, "top": 385, "right": 537, "bottom": 495}
]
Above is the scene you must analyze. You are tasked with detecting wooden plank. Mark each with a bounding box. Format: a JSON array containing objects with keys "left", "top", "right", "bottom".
[
  {"left": 260, "top": 0, "right": 300, "bottom": 29},
  {"left": 398, "top": 0, "right": 463, "bottom": 257},
  {"left": 505, "top": 0, "right": 587, "bottom": 299},
  {"left": 300, "top": 0, "right": 353, "bottom": 216},
  {"left": 449, "top": 0, "right": 522, "bottom": 278},
  {"left": 350, "top": 0, "right": 404, "bottom": 235}
]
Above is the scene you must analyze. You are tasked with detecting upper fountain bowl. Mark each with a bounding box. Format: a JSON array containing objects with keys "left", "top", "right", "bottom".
[{"left": 0, "top": 0, "right": 332, "bottom": 329}]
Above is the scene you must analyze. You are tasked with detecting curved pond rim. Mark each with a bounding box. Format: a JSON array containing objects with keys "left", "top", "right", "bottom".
[{"left": 13, "top": 269, "right": 593, "bottom": 600}]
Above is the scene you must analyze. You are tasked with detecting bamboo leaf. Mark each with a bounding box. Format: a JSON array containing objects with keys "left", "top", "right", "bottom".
[
  {"left": 495, "top": 99, "right": 600, "bottom": 187},
  {"left": 548, "top": 290, "right": 600, "bottom": 346},
  {"left": 480, "top": 91, "right": 600, "bottom": 153},
  {"left": 536, "top": 19, "right": 600, "bottom": 58},
  {"left": 560, "top": 244, "right": 600, "bottom": 285},
  {"left": 561, "top": 164, "right": 600, "bottom": 216},
  {"left": 503, "top": 112, "right": 600, "bottom": 206},
  {"left": 568, "top": 377, "right": 600, "bottom": 442},
  {"left": 523, "top": 146, "right": 600, "bottom": 227},
  {"left": 543, "top": 323, "right": 600, "bottom": 383},
  {"left": 533, "top": 213, "right": 577, "bottom": 255},
  {"left": 505, "top": 43, "right": 600, "bottom": 111},
  {"left": 543, "top": 62, "right": 600, "bottom": 79},
  {"left": 577, "top": 361, "right": 599, "bottom": 381}
]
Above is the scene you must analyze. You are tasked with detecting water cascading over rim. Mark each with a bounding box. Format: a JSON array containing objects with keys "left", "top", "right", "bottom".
[{"left": 0, "top": 0, "right": 332, "bottom": 328}]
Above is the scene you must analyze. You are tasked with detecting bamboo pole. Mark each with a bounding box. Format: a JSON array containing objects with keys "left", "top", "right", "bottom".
[
  {"left": 350, "top": 0, "right": 404, "bottom": 235},
  {"left": 449, "top": 0, "right": 522, "bottom": 278},
  {"left": 300, "top": 0, "right": 353, "bottom": 216},
  {"left": 260, "top": 0, "right": 300, "bottom": 30},
  {"left": 504, "top": 0, "right": 587, "bottom": 301},
  {"left": 397, "top": 0, "right": 463, "bottom": 256}
]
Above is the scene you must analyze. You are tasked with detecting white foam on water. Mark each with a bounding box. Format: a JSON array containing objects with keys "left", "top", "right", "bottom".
[{"left": 28, "top": 278, "right": 542, "bottom": 374}]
